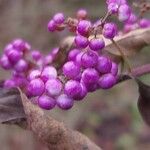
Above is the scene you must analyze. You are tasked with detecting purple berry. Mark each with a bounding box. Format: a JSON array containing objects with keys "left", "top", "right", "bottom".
[
  {"left": 81, "top": 51, "right": 98, "bottom": 68},
  {"left": 14, "top": 59, "right": 28, "bottom": 72},
  {"left": 82, "top": 68, "right": 99, "bottom": 84},
  {"left": 4, "top": 44, "right": 13, "bottom": 54},
  {"left": 63, "top": 61, "right": 80, "bottom": 79},
  {"left": 48, "top": 20, "right": 56, "bottom": 32},
  {"left": 64, "top": 80, "right": 82, "bottom": 99},
  {"left": 12, "top": 39, "right": 25, "bottom": 51},
  {"left": 75, "top": 52, "right": 84, "bottom": 66},
  {"left": 118, "top": 4, "right": 131, "bottom": 22},
  {"left": 45, "top": 78, "right": 62, "bottom": 96},
  {"left": 75, "top": 35, "right": 89, "bottom": 48},
  {"left": 28, "top": 69, "right": 41, "bottom": 80},
  {"left": 126, "top": 13, "right": 137, "bottom": 24},
  {"left": 108, "top": 3, "right": 119, "bottom": 14},
  {"left": 103, "top": 23, "right": 117, "bottom": 39},
  {"left": 28, "top": 78, "right": 45, "bottom": 96},
  {"left": 97, "top": 56, "right": 112, "bottom": 74},
  {"left": 7, "top": 48, "right": 22, "bottom": 64},
  {"left": 57, "top": 94, "right": 74, "bottom": 110},
  {"left": 38, "top": 95, "right": 56, "bottom": 110},
  {"left": 53, "top": 13, "right": 65, "bottom": 24},
  {"left": 111, "top": 62, "right": 118, "bottom": 76},
  {"left": 89, "top": 38, "right": 105, "bottom": 51},
  {"left": 77, "top": 20, "right": 91, "bottom": 37},
  {"left": 31, "top": 50, "right": 42, "bottom": 61},
  {"left": 0, "top": 55, "right": 12, "bottom": 69},
  {"left": 44, "top": 54, "right": 53, "bottom": 65},
  {"left": 4, "top": 79, "right": 16, "bottom": 89},
  {"left": 68, "top": 49, "right": 80, "bottom": 61},
  {"left": 77, "top": 9, "right": 87, "bottom": 19},
  {"left": 139, "top": 19, "right": 150, "bottom": 28},
  {"left": 41, "top": 66, "right": 57, "bottom": 82},
  {"left": 98, "top": 73, "right": 116, "bottom": 89},
  {"left": 75, "top": 83, "right": 87, "bottom": 100}
]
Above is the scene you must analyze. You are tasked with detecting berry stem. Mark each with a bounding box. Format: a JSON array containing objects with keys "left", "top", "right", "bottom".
[{"left": 111, "top": 39, "right": 132, "bottom": 73}]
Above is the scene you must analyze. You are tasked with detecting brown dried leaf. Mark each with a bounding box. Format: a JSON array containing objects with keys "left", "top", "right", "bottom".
[
  {"left": 137, "top": 79, "right": 150, "bottom": 126},
  {"left": 0, "top": 86, "right": 25, "bottom": 124}
]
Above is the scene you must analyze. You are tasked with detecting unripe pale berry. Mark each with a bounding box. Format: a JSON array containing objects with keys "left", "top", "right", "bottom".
[
  {"left": 28, "top": 78, "right": 45, "bottom": 96},
  {"left": 98, "top": 73, "right": 116, "bottom": 89},
  {"left": 53, "top": 13, "right": 65, "bottom": 24},
  {"left": 97, "top": 56, "right": 112, "bottom": 74},
  {"left": 103, "top": 23, "right": 117, "bottom": 39},
  {"left": 77, "top": 20, "right": 91, "bottom": 37},
  {"left": 45, "top": 78, "right": 62, "bottom": 97},
  {"left": 81, "top": 51, "right": 98, "bottom": 68},
  {"left": 64, "top": 80, "right": 82, "bottom": 99},
  {"left": 57, "top": 94, "right": 74, "bottom": 110},
  {"left": 41, "top": 66, "right": 57, "bottom": 82},
  {"left": 74, "top": 35, "right": 89, "bottom": 48},
  {"left": 38, "top": 95, "right": 56, "bottom": 110},
  {"left": 63, "top": 61, "right": 80, "bottom": 79},
  {"left": 89, "top": 38, "right": 105, "bottom": 51}
]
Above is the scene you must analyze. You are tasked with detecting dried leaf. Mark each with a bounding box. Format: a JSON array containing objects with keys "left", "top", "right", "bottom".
[
  {"left": 137, "top": 79, "right": 150, "bottom": 126},
  {"left": 0, "top": 86, "right": 25, "bottom": 124}
]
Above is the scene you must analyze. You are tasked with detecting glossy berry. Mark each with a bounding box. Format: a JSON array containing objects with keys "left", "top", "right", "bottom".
[
  {"left": 98, "top": 73, "right": 116, "bottom": 89},
  {"left": 0, "top": 55, "right": 12, "bottom": 69},
  {"left": 31, "top": 50, "right": 42, "bottom": 61},
  {"left": 103, "top": 23, "right": 117, "bottom": 39},
  {"left": 28, "top": 69, "right": 41, "bottom": 81},
  {"left": 41, "top": 66, "right": 57, "bottom": 82},
  {"left": 139, "top": 19, "right": 150, "bottom": 28},
  {"left": 7, "top": 48, "right": 22, "bottom": 64},
  {"left": 63, "top": 61, "right": 80, "bottom": 79},
  {"left": 81, "top": 51, "right": 98, "bottom": 68},
  {"left": 97, "top": 56, "right": 112, "bottom": 74},
  {"left": 48, "top": 20, "right": 56, "bottom": 32},
  {"left": 53, "top": 13, "right": 65, "bottom": 24},
  {"left": 12, "top": 39, "right": 25, "bottom": 52},
  {"left": 75, "top": 52, "right": 84, "bottom": 66},
  {"left": 74, "top": 35, "right": 89, "bottom": 48},
  {"left": 126, "top": 13, "right": 137, "bottom": 24},
  {"left": 64, "top": 80, "right": 82, "bottom": 99},
  {"left": 45, "top": 78, "right": 62, "bottom": 96},
  {"left": 28, "top": 78, "right": 45, "bottom": 96},
  {"left": 57, "top": 94, "right": 74, "bottom": 110},
  {"left": 68, "top": 49, "right": 80, "bottom": 61},
  {"left": 14, "top": 59, "right": 28, "bottom": 72},
  {"left": 38, "top": 95, "right": 56, "bottom": 110},
  {"left": 89, "top": 38, "right": 105, "bottom": 51},
  {"left": 77, "top": 20, "right": 91, "bottom": 37},
  {"left": 82, "top": 68, "right": 99, "bottom": 84},
  {"left": 75, "top": 83, "right": 87, "bottom": 100}
]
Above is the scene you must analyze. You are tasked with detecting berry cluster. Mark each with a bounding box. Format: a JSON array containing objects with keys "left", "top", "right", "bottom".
[{"left": 0, "top": 0, "right": 149, "bottom": 110}]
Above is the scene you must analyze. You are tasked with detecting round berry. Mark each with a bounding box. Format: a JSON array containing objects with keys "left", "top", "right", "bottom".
[
  {"left": 75, "top": 83, "right": 87, "bottom": 100},
  {"left": 108, "top": 3, "right": 119, "bottom": 14},
  {"left": 126, "top": 13, "right": 137, "bottom": 24},
  {"left": 38, "top": 95, "right": 56, "bottom": 110},
  {"left": 4, "top": 79, "right": 16, "bottom": 89},
  {"left": 31, "top": 50, "right": 42, "bottom": 61},
  {"left": 53, "top": 13, "right": 65, "bottom": 24},
  {"left": 64, "top": 80, "right": 82, "bottom": 99},
  {"left": 63, "top": 61, "right": 80, "bottom": 79},
  {"left": 97, "top": 56, "right": 112, "bottom": 74},
  {"left": 74, "top": 35, "right": 89, "bottom": 48},
  {"left": 77, "top": 20, "right": 91, "bottom": 37},
  {"left": 103, "top": 23, "right": 117, "bottom": 39},
  {"left": 139, "top": 19, "right": 150, "bottom": 28},
  {"left": 81, "top": 51, "right": 98, "bottom": 68},
  {"left": 68, "top": 49, "right": 80, "bottom": 61},
  {"left": 0, "top": 55, "right": 12, "bottom": 70},
  {"left": 48, "top": 20, "right": 56, "bottom": 32},
  {"left": 28, "top": 78, "right": 45, "bottom": 96},
  {"left": 111, "top": 62, "right": 118, "bottom": 76},
  {"left": 14, "top": 59, "right": 28, "bottom": 72},
  {"left": 57, "top": 94, "right": 74, "bottom": 110},
  {"left": 82, "top": 68, "right": 99, "bottom": 84},
  {"left": 75, "top": 52, "right": 84, "bottom": 66},
  {"left": 12, "top": 39, "right": 25, "bottom": 51},
  {"left": 89, "top": 38, "right": 105, "bottom": 51},
  {"left": 45, "top": 78, "right": 62, "bottom": 97},
  {"left": 77, "top": 9, "right": 87, "bottom": 20},
  {"left": 98, "top": 73, "right": 116, "bottom": 89},
  {"left": 41, "top": 66, "right": 57, "bottom": 82},
  {"left": 28, "top": 69, "right": 41, "bottom": 81}
]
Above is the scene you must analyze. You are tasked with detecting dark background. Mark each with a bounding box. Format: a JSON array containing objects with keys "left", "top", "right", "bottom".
[{"left": 0, "top": 0, "right": 150, "bottom": 150}]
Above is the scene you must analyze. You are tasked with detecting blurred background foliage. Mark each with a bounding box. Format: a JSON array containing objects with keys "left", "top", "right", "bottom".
[{"left": 0, "top": 0, "right": 149, "bottom": 150}]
